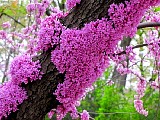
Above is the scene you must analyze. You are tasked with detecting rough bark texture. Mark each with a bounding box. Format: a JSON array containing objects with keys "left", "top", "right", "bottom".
[
  {"left": 5, "top": 0, "right": 126, "bottom": 119},
  {"left": 4, "top": 49, "right": 65, "bottom": 120},
  {"left": 61, "top": 0, "right": 128, "bottom": 28}
]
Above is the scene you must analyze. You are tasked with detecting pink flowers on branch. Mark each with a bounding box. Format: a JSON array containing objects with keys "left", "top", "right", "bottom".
[
  {"left": 0, "top": 0, "right": 160, "bottom": 119},
  {"left": 26, "top": 0, "right": 50, "bottom": 24},
  {"left": 37, "top": 12, "right": 65, "bottom": 51},
  {"left": 9, "top": 55, "right": 42, "bottom": 85},
  {"left": 50, "top": 0, "right": 160, "bottom": 119},
  {"left": 134, "top": 78, "right": 148, "bottom": 116},
  {"left": 2, "top": 22, "right": 11, "bottom": 29},
  {"left": 0, "top": 54, "right": 41, "bottom": 119},
  {"left": 66, "top": 0, "right": 81, "bottom": 10},
  {"left": 81, "top": 110, "right": 89, "bottom": 120},
  {"left": 0, "top": 82, "right": 27, "bottom": 119}
]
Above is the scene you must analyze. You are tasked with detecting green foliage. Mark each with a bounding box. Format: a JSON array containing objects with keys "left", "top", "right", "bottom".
[
  {"left": 87, "top": 85, "right": 139, "bottom": 120},
  {"left": 77, "top": 68, "right": 160, "bottom": 120},
  {"left": 0, "top": 1, "right": 26, "bottom": 17},
  {"left": 141, "top": 88, "right": 160, "bottom": 120},
  {"left": 45, "top": 66, "right": 160, "bottom": 120},
  {"left": 154, "top": 7, "right": 160, "bottom": 12},
  {"left": 0, "top": 1, "right": 27, "bottom": 30}
]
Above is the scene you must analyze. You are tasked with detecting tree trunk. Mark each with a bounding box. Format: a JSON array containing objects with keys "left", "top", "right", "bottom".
[
  {"left": 112, "top": 37, "right": 131, "bottom": 88},
  {"left": 5, "top": 0, "right": 126, "bottom": 119}
]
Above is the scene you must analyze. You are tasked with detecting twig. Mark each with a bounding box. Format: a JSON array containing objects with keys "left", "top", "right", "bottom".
[
  {"left": 115, "top": 22, "right": 160, "bottom": 56},
  {"left": 116, "top": 43, "right": 148, "bottom": 56},
  {"left": 2, "top": 13, "right": 25, "bottom": 27},
  {"left": 89, "top": 111, "right": 137, "bottom": 115},
  {"left": 138, "top": 22, "right": 160, "bottom": 29}
]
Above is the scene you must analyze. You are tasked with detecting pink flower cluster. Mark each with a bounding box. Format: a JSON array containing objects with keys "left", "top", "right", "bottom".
[
  {"left": 27, "top": 3, "right": 45, "bottom": 16},
  {"left": 108, "top": 0, "right": 159, "bottom": 38},
  {"left": 9, "top": 54, "right": 42, "bottom": 85},
  {"left": 66, "top": 0, "right": 81, "bottom": 10},
  {"left": 48, "top": 109, "right": 55, "bottom": 119},
  {"left": 136, "top": 79, "right": 147, "bottom": 97},
  {"left": 50, "top": 0, "right": 160, "bottom": 119},
  {"left": 146, "top": 30, "right": 160, "bottom": 59},
  {"left": 134, "top": 99, "right": 148, "bottom": 116},
  {"left": 145, "top": 10, "right": 160, "bottom": 30},
  {"left": 125, "top": 46, "right": 136, "bottom": 62},
  {"left": 27, "top": 0, "right": 50, "bottom": 17},
  {"left": 115, "top": 63, "right": 149, "bottom": 117},
  {"left": 1, "top": 0, "right": 160, "bottom": 119},
  {"left": 150, "top": 81, "right": 159, "bottom": 89},
  {"left": 116, "top": 64, "right": 131, "bottom": 75},
  {"left": 133, "top": 74, "right": 148, "bottom": 116},
  {"left": 52, "top": 19, "right": 112, "bottom": 119},
  {"left": 0, "top": 30, "right": 7, "bottom": 39},
  {"left": 0, "top": 54, "right": 42, "bottom": 118},
  {"left": 81, "top": 110, "right": 89, "bottom": 120},
  {"left": 27, "top": 0, "right": 51, "bottom": 24},
  {"left": 0, "top": 81, "right": 27, "bottom": 119},
  {"left": 37, "top": 13, "right": 65, "bottom": 51},
  {"left": 2, "top": 21, "right": 11, "bottom": 29},
  {"left": 41, "top": 0, "right": 50, "bottom": 8}
]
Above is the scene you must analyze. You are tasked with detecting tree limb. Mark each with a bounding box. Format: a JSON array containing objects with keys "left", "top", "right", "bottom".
[
  {"left": 138, "top": 22, "right": 160, "bottom": 29},
  {"left": 2, "top": 13, "right": 25, "bottom": 27},
  {"left": 116, "top": 43, "right": 148, "bottom": 56},
  {"left": 5, "top": 0, "right": 129, "bottom": 119}
]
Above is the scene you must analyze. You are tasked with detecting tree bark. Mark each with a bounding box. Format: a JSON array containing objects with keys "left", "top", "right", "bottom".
[{"left": 5, "top": 0, "right": 126, "bottom": 119}]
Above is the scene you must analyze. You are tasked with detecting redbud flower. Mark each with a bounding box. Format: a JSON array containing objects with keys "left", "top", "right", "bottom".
[{"left": 81, "top": 110, "right": 89, "bottom": 120}]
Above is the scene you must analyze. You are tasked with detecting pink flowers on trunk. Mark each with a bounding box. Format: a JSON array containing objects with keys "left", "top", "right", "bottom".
[
  {"left": 0, "top": 54, "right": 42, "bottom": 119},
  {"left": 66, "top": 0, "right": 81, "bottom": 10},
  {"left": 50, "top": 0, "right": 160, "bottom": 119}
]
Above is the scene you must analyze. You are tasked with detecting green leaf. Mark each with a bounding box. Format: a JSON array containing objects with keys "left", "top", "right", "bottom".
[{"left": 154, "top": 7, "right": 160, "bottom": 12}]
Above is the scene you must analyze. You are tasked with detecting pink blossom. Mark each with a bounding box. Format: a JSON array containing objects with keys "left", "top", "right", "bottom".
[
  {"left": 150, "top": 81, "right": 159, "bottom": 89},
  {"left": 48, "top": 109, "right": 55, "bottom": 119},
  {"left": 0, "top": 54, "right": 42, "bottom": 118},
  {"left": 0, "top": 30, "right": 7, "bottom": 39},
  {"left": 136, "top": 79, "right": 147, "bottom": 97},
  {"left": 50, "top": 0, "right": 160, "bottom": 119},
  {"left": 66, "top": 0, "right": 81, "bottom": 10},
  {"left": 0, "top": 81, "right": 27, "bottom": 119},
  {"left": 9, "top": 54, "right": 42, "bottom": 85},
  {"left": 106, "top": 80, "right": 114, "bottom": 86},
  {"left": 134, "top": 100, "right": 148, "bottom": 116},
  {"left": 26, "top": 3, "right": 36, "bottom": 13},
  {"left": 36, "top": 13, "right": 65, "bottom": 51},
  {"left": 2, "top": 22, "right": 11, "bottom": 29},
  {"left": 81, "top": 110, "right": 89, "bottom": 120},
  {"left": 42, "top": 0, "right": 50, "bottom": 8},
  {"left": 1, "top": 0, "right": 160, "bottom": 119}
]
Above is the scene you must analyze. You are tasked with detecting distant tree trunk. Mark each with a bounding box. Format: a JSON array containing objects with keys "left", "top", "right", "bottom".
[
  {"left": 5, "top": 0, "right": 127, "bottom": 119},
  {"left": 112, "top": 37, "right": 131, "bottom": 88}
]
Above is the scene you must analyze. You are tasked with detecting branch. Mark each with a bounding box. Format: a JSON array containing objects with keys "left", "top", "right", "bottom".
[
  {"left": 116, "top": 43, "right": 148, "bottom": 56},
  {"left": 115, "top": 22, "right": 160, "bottom": 56},
  {"left": 138, "top": 22, "right": 160, "bottom": 29},
  {"left": 60, "top": 0, "right": 127, "bottom": 28},
  {"left": 2, "top": 49, "right": 11, "bottom": 83},
  {"left": 6, "top": 0, "right": 128, "bottom": 119},
  {"left": 2, "top": 13, "right": 25, "bottom": 27}
]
